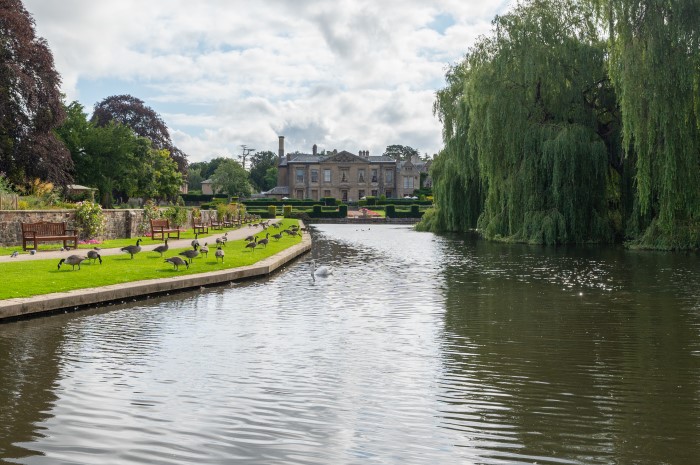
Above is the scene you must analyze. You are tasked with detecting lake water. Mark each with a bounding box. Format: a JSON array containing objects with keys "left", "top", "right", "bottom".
[{"left": 1, "top": 224, "right": 699, "bottom": 464}]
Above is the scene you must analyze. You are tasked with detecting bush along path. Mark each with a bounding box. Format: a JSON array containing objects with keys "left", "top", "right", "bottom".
[{"left": 0, "top": 219, "right": 303, "bottom": 300}]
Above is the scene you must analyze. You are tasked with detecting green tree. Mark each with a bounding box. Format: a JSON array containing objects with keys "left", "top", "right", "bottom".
[
  {"left": 383, "top": 145, "right": 420, "bottom": 161},
  {"left": 211, "top": 158, "right": 252, "bottom": 198},
  {"left": 0, "top": 0, "right": 73, "bottom": 186},
  {"left": 187, "top": 164, "right": 204, "bottom": 191},
  {"left": 426, "top": 0, "right": 621, "bottom": 244},
  {"left": 249, "top": 150, "right": 278, "bottom": 191},
  {"left": 604, "top": 0, "right": 700, "bottom": 248},
  {"left": 92, "top": 94, "right": 188, "bottom": 174},
  {"left": 133, "top": 145, "right": 183, "bottom": 202}
]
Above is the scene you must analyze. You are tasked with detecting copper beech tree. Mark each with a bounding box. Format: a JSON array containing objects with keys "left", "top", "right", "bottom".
[
  {"left": 0, "top": 0, "right": 73, "bottom": 187},
  {"left": 91, "top": 94, "right": 188, "bottom": 174}
]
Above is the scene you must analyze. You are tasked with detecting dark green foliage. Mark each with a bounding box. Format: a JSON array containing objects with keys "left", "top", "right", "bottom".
[
  {"left": 267, "top": 205, "right": 276, "bottom": 217},
  {"left": 0, "top": 0, "right": 73, "bottom": 186},
  {"left": 248, "top": 151, "right": 278, "bottom": 192},
  {"left": 91, "top": 94, "right": 188, "bottom": 174},
  {"left": 425, "top": 0, "right": 622, "bottom": 245}
]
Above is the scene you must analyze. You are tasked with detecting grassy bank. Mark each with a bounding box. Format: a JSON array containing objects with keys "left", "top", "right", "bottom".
[{"left": 0, "top": 220, "right": 302, "bottom": 300}]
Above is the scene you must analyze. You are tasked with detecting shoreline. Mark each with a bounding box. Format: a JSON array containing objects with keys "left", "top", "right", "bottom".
[{"left": 0, "top": 232, "right": 311, "bottom": 322}]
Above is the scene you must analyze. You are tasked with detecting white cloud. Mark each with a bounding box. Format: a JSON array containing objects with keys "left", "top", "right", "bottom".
[{"left": 24, "top": 0, "right": 508, "bottom": 163}]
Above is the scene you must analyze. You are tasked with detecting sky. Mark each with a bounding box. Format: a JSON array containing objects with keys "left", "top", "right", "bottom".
[{"left": 24, "top": 0, "right": 510, "bottom": 164}]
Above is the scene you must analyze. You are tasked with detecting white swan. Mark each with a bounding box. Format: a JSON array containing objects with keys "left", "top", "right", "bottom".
[{"left": 311, "top": 260, "right": 333, "bottom": 281}]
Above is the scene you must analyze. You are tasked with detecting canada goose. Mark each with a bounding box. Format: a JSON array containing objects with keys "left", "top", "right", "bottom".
[
  {"left": 179, "top": 244, "right": 199, "bottom": 264},
  {"left": 245, "top": 234, "right": 255, "bottom": 242},
  {"left": 87, "top": 250, "right": 102, "bottom": 264},
  {"left": 152, "top": 238, "right": 169, "bottom": 257},
  {"left": 165, "top": 256, "right": 189, "bottom": 270},
  {"left": 191, "top": 233, "right": 200, "bottom": 248},
  {"left": 216, "top": 232, "right": 228, "bottom": 247},
  {"left": 310, "top": 260, "right": 332, "bottom": 281},
  {"left": 272, "top": 222, "right": 280, "bottom": 229},
  {"left": 121, "top": 239, "right": 142, "bottom": 259},
  {"left": 245, "top": 237, "right": 258, "bottom": 252},
  {"left": 200, "top": 242, "right": 209, "bottom": 257},
  {"left": 272, "top": 232, "right": 283, "bottom": 241},
  {"left": 257, "top": 233, "right": 270, "bottom": 248},
  {"left": 215, "top": 246, "right": 225, "bottom": 262},
  {"left": 58, "top": 255, "right": 87, "bottom": 271}
]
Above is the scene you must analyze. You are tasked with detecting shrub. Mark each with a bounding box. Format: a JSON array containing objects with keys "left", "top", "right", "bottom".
[
  {"left": 268, "top": 205, "right": 276, "bottom": 217},
  {"left": 385, "top": 204, "right": 396, "bottom": 217},
  {"left": 313, "top": 204, "right": 322, "bottom": 215},
  {"left": 74, "top": 200, "right": 106, "bottom": 240},
  {"left": 163, "top": 204, "right": 188, "bottom": 228},
  {"left": 338, "top": 204, "right": 348, "bottom": 217},
  {"left": 283, "top": 205, "right": 293, "bottom": 217}
]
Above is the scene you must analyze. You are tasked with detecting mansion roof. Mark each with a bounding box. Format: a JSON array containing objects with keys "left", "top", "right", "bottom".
[{"left": 279, "top": 150, "right": 395, "bottom": 166}]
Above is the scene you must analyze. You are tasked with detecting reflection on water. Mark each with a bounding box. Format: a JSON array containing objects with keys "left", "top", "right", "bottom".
[{"left": 0, "top": 225, "right": 698, "bottom": 464}]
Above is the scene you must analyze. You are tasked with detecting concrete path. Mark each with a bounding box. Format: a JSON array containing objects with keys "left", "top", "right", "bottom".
[{"left": 0, "top": 219, "right": 283, "bottom": 263}]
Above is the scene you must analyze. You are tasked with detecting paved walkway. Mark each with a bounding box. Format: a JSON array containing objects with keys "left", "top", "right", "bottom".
[{"left": 0, "top": 220, "right": 283, "bottom": 263}]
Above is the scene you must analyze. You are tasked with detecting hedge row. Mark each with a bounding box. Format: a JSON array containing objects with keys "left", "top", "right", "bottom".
[{"left": 384, "top": 204, "right": 423, "bottom": 218}]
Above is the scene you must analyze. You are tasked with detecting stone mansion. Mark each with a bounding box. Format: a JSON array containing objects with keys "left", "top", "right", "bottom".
[{"left": 264, "top": 136, "right": 431, "bottom": 201}]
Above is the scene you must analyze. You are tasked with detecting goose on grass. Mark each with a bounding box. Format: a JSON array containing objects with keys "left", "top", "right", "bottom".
[
  {"left": 152, "top": 238, "right": 169, "bottom": 257},
  {"left": 179, "top": 244, "right": 199, "bottom": 264},
  {"left": 165, "top": 256, "right": 189, "bottom": 270},
  {"left": 58, "top": 255, "right": 88, "bottom": 271},
  {"left": 87, "top": 250, "right": 102, "bottom": 264},
  {"left": 121, "top": 239, "right": 142, "bottom": 259}
]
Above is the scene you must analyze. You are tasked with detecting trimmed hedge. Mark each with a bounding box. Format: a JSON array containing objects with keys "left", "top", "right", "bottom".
[
  {"left": 308, "top": 203, "right": 347, "bottom": 218},
  {"left": 181, "top": 193, "right": 227, "bottom": 202},
  {"left": 385, "top": 204, "right": 424, "bottom": 218}
]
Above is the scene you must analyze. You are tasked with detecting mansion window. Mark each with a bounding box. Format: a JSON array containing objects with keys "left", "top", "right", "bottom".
[
  {"left": 324, "top": 189, "right": 331, "bottom": 197},
  {"left": 358, "top": 189, "right": 365, "bottom": 199},
  {"left": 295, "top": 189, "right": 304, "bottom": 199},
  {"left": 385, "top": 189, "right": 392, "bottom": 198},
  {"left": 312, "top": 189, "right": 318, "bottom": 200},
  {"left": 342, "top": 190, "right": 348, "bottom": 202},
  {"left": 324, "top": 169, "right": 331, "bottom": 183},
  {"left": 358, "top": 169, "right": 365, "bottom": 183},
  {"left": 311, "top": 169, "right": 318, "bottom": 183},
  {"left": 296, "top": 168, "right": 304, "bottom": 184},
  {"left": 371, "top": 169, "right": 378, "bottom": 183},
  {"left": 371, "top": 189, "right": 378, "bottom": 197},
  {"left": 385, "top": 170, "right": 394, "bottom": 183},
  {"left": 403, "top": 176, "right": 414, "bottom": 189}
]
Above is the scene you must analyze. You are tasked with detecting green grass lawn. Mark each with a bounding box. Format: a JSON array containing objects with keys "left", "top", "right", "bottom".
[{"left": 0, "top": 220, "right": 302, "bottom": 300}]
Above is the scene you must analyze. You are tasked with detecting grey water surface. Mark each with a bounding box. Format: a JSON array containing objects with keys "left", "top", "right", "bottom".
[{"left": 1, "top": 224, "right": 699, "bottom": 464}]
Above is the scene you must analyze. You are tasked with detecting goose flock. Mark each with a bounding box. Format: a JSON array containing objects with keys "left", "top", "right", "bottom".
[{"left": 51, "top": 219, "right": 301, "bottom": 273}]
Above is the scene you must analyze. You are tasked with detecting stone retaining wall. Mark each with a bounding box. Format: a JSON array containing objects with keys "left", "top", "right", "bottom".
[{"left": 0, "top": 209, "right": 220, "bottom": 246}]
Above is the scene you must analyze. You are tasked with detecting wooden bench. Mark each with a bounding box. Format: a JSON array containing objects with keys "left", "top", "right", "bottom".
[
  {"left": 21, "top": 221, "right": 79, "bottom": 251},
  {"left": 210, "top": 216, "right": 223, "bottom": 230},
  {"left": 150, "top": 218, "right": 181, "bottom": 241},
  {"left": 192, "top": 217, "right": 208, "bottom": 235}
]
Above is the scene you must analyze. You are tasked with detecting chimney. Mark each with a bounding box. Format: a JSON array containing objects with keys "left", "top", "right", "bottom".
[
  {"left": 278, "top": 136, "right": 285, "bottom": 159},
  {"left": 313, "top": 144, "right": 317, "bottom": 156}
]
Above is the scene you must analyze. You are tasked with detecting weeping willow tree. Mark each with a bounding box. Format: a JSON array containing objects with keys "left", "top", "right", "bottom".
[
  {"left": 424, "top": 0, "right": 622, "bottom": 244},
  {"left": 418, "top": 62, "right": 484, "bottom": 232},
  {"left": 604, "top": 0, "right": 700, "bottom": 249}
]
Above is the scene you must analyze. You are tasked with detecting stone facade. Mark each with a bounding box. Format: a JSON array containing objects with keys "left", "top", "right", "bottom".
[
  {"left": 268, "top": 136, "right": 431, "bottom": 201},
  {"left": 0, "top": 209, "right": 220, "bottom": 246}
]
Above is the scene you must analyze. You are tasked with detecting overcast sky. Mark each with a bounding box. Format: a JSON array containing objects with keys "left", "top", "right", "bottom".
[{"left": 24, "top": 0, "right": 509, "bottom": 164}]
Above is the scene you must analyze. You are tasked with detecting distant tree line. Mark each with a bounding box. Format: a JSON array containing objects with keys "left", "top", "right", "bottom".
[{"left": 422, "top": 0, "right": 699, "bottom": 250}]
